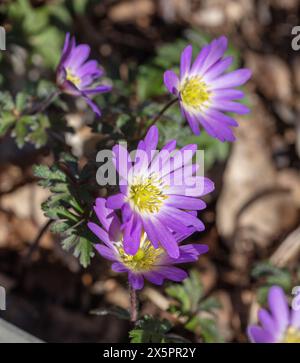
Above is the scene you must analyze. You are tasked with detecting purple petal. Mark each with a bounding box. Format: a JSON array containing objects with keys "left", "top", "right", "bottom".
[
  {"left": 197, "top": 113, "right": 236, "bottom": 142},
  {"left": 247, "top": 326, "right": 275, "bottom": 343},
  {"left": 122, "top": 214, "right": 142, "bottom": 255},
  {"left": 163, "top": 244, "right": 208, "bottom": 264},
  {"left": 190, "top": 44, "right": 211, "bottom": 75},
  {"left": 165, "top": 195, "right": 206, "bottom": 210},
  {"left": 83, "top": 85, "right": 112, "bottom": 95},
  {"left": 66, "top": 44, "right": 91, "bottom": 70},
  {"left": 291, "top": 309, "right": 300, "bottom": 329},
  {"left": 111, "top": 262, "right": 128, "bottom": 273},
  {"left": 128, "top": 272, "right": 144, "bottom": 290},
  {"left": 201, "top": 36, "right": 228, "bottom": 74},
  {"left": 212, "top": 100, "right": 250, "bottom": 114},
  {"left": 210, "top": 68, "right": 252, "bottom": 89},
  {"left": 203, "top": 56, "right": 233, "bottom": 82},
  {"left": 142, "top": 218, "right": 160, "bottom": 249},
  {"left": 95, "top": 244, "right": 116, "bottom": 261},
  {"left": 87, "top": 222, "right": 112, "bottom": 247},
  {"left": 159, "top": 206, "right": 205, "bottom": 232},
  {"left": 180, "top": 45, "right": 193, "bottom": 79},
  {"left": 144, "top": 125, "right": 159, "bottom": 153},
  {"left": 106, "top": 193, "right": 125, "bottom": 209},
  {"left": 112, "top": 144, "right": 132, "bottom": 181},
  {"left": 268, "top": 286, "right": 290, "bottom": 333},
  {"left": 258, "top": 309, "right": 279, "bottom": 336},
  {"left": 94, "top": 198, "right": 115, "bottom": 230},
  {"left": 151, "top": 218, "right": 180, "bottom": 258},
  {"left": 212, "top": 89, "right": 245, "bottom": 100},
  {"left": 143, "top": 271, "right": 164, "bottom": 285},
  {"left": 206, "top": 109, "right": 238, "bottom": 127},
  {"left": 163, "top": 70, "right": 179, "bottom": 95},
  {"left": 181, "top": 107, "right": 201, "bottom": 135},
  {"left": 157, "top": 266, "right": 188, "bottom": 282},
  {"left": 83, "top": 95, "right": 101, "bottom": 116}
]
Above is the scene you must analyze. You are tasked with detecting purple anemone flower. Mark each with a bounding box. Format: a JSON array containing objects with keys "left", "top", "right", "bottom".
[
  {"left": 163, "top": 36, "right": 252, "bottom": 142},
  {"left": 248, "top": 286, "right": 300, "bottom": 343},
  {"left": 56, "top": 33, "right": 112, "bottom": 116},
  {"left": 88, "top": 198, "right": 208, "bottom": 290},
  {"left": 106, "top": 125, "right": 214, "bottom": 259}
]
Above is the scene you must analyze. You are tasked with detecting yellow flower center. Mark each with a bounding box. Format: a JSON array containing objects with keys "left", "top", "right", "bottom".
[
  {"left": 282, "top": 326, "right": 300, "bottom": 343},
  {"left": 128, "top": 175, "right": 168, "bottom": 214},
  {"left": 117, "top": 240, "right": 164, "bottom": 272},
  {"left": 66, "top": 67, "right": 81, "bottom": 86},
  {"left": 180, "top": 76, "right": 210, "bottom": 108}
]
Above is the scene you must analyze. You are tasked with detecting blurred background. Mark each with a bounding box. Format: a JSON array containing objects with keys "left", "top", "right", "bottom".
[{"left": 0, "top": 0, "right": 300, "bottom": 342}]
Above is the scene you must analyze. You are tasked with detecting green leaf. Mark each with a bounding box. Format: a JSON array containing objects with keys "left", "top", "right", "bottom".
[
  {"left": 129, "top": 316, "right": 173, "bottom": 343},
  {"left": 166, "top": 270, "right": 204, "bottom": 314},
  {"left": 198, "top": 317, "right": 223, "bottom": 343},
  {"left": 0, "top": 112, "right": 16, "bottom": 135}
]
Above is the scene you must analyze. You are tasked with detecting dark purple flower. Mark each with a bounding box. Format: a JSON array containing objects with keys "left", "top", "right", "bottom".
[
  {"left": 56, "top": 33, "right": 112, "bottom": 116},
  {"left": 106, "top": 125, "right": 214, "bottom": 259},
  {"left": 248, "top": 286, "right": 300, "bottom": 343},
  {"left": 164, "top": 36, "right": 252, "bottom": 142},
  {"left": 88, "top": 198, "right": 208, "bottom": 290}
]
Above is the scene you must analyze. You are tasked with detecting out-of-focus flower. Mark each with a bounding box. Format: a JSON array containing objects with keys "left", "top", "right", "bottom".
[
  {"left": 106, "top": 125, "right": 214, "bottom": 259},
  {"left": 163, "top": 36, "right": 251, "bottom": 142},
  {"left": 248, "top": 286, "right": 300, "bottom": 343},
  {"left": 56, "top": 33, "right": 112, "bottom": 116},
  {"left": 88, "top": 198, "right": 208, "bottom": 290}
]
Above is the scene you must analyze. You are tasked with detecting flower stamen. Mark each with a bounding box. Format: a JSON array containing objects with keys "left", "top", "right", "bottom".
[
  {"left": 180, "top": 76, "right": 210, "bottom": 108},
  {"left": 128, "top": 175, "right": 167, "bottom": 214},
  {"left": 282, "top": 326, "right": 300, "bottom": 343},
  {"left": 117, "top": 239, "right": 164, "bottom": 272},
  {"left": 66, "top": 67, "right": 81, "bottom": 86}
]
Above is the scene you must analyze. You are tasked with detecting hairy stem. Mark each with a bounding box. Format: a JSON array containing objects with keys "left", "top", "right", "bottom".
[
  {"left": 148, "top": 97, "right": 178, "bottom": 128},
  {"left": 25, "top": 90, "right": 61, "bottom": 116},
  {"left": 130, "top": 285, "right": 138, "bottom": 323}
]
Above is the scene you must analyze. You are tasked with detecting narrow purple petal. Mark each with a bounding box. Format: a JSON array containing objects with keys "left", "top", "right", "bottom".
[
  {"left": 106, "top": 193, "right": 125, "bottom": 209},
  {"left": 212, "top": 100, "right": 250, "bottom": 114},
  {"left": 180, "top": 45, "right": 193, "bottom": 79},
  {"left": 203, "top": 56, "right": 233, "bottom": 82},
  {"left": 95, "top": 244, "right": 116, "bottom": 261},
  {"left": 210, "top": 68, "right": 252, "bottom": 89},
  {"left": 162, "top": 244, "right": 208, "bottom": 264},
  {"left": 197, "top": 113, "right": 236, "bottom": 142},
  {"left": 122, "top": 214, "right": 142, "bottom": 255},
  {"left": 201, "top": 36, "right": 228, "bottom": 74},
  {"left": 66, "top": 44, "right": 91, "bottom": 70},
  {"left": 111, "top": 262, "right": 128, "bottom": 273},
  {"left": 190, "top": 44, "right": 211, "bottom": 75},
  {"left": 247, "top": 326, "right": 275, "bottom": 343},
  {"left": 83, "top": 85, "right": 112, "bottom": 95},
  {"left": 181, "top": 107, "right": 201, "bottom": 135},
  {"left": 144, "top": 125, "right": 159, "bottom": 153},
  {"left": 268, "top": 286, "right": 290, "bottom": 333},
  {"left": 158, "top": 266, "right": 188, "bottom": 282},
  {"left": 142, "top": 218, "right": 160, "bottom": 249},
  {"left": 87, "top": 222, "right": 111, "bottom": 247},
  {"left": 151, "top": 218, "right": 180, "bottom": 258},
  {"left": 94, "top": 198, "right": 113, "bottom": 231},
  {"left": 83, "top": 95, "right": 101, "bottom": 116},
  {"left": 163, "top": 70, "right": 179, "bottom": 95},
  {"left": 143, "top": 271, "right": 164, "bottom": 285},
  {"left": 165, "top": 195, "right": 206, "bottom": 210}
]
